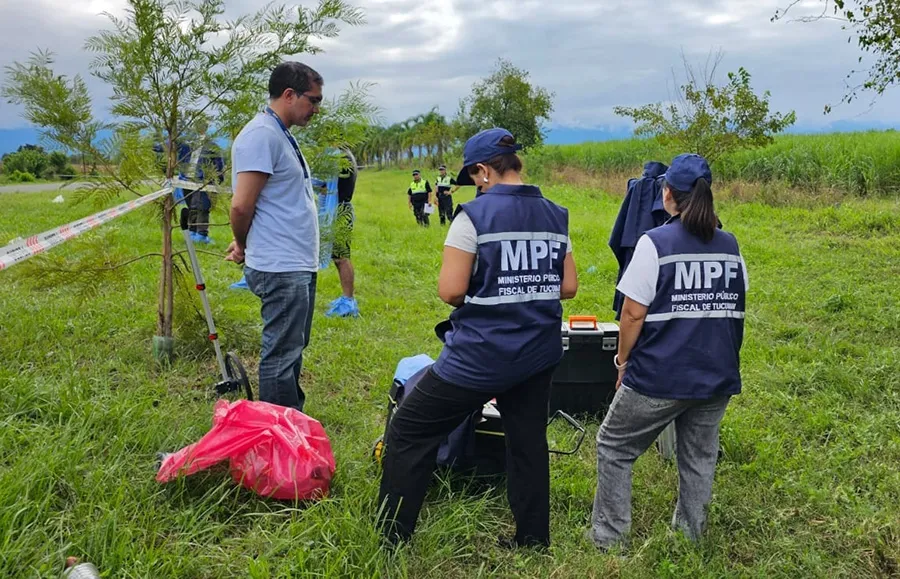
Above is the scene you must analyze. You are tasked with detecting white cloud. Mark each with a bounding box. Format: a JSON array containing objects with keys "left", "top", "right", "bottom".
[{"left": 0, "top": 0, "right": 897, "bottom": 133}]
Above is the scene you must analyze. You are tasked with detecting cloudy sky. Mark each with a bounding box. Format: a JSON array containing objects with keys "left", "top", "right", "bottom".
[{"left": 1, "top": 0, "right": 898, "bottom": 137}]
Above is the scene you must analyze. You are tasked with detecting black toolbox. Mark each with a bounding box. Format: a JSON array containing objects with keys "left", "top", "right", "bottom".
[
  {"left": 550, "top": 316, "right": 620, "bottom": 418},
  {"left": 457, "top": 401, "right": 586, "bottom": 476},
  {"left": 375, "top": 365, "right": 586, "bottom": 477}
]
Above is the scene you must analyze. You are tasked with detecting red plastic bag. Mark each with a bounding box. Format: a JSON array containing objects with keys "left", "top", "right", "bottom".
[{"left": 156, "top": 399, "right": 336, "bottom": 501}]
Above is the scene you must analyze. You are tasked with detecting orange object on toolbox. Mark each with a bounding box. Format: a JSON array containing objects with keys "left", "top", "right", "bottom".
[{"left": 567, "top": 315, "right": 598, "bottom": 330}]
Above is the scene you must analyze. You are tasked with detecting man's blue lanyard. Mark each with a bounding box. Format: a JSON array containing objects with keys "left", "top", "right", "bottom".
[{"left": 265, "top": 107, "right": 310, "bottom": 179}]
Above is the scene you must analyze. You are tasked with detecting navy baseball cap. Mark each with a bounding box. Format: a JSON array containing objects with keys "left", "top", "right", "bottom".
[
  {"left": 456, "top": 128, "right": 522, "bottom": 186},
  {"left": 412, "top": 169, "right": 420, "bottom": 176},
  {"left": 664, "top": 154, "right": 712, "bottom": 192}
]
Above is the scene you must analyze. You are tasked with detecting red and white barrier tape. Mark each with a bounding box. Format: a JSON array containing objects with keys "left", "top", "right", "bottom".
[
  {"left": 0, "top": 186, "right": 173, "bottom": 271},
  {"left": 172, "top": 179, "right": 232, "bottom": 195}
]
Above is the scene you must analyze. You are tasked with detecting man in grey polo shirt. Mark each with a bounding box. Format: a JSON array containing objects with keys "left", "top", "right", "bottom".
[{"left": 226, "top": 62, "right": 324, "bottom": 411}]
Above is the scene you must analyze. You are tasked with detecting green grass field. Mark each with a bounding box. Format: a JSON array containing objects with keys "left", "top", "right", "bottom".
[
  {"left": 1, "top": 170, "right": 898, "bottom": 578},
  {"left": 528, "top": 131, "right": 900, "bottom": 196}
]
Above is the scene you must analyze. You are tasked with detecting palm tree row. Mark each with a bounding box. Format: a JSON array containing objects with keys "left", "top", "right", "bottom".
[{"left": 355, "top": 107, "right": 466, "bottom": 170}]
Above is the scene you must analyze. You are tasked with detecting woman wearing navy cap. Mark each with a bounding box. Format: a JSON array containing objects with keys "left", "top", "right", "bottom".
[
  {"left": 378, "top": 128, "right": 578, "bottom": 548},
  {"left": 589, "top": 153, "right": 749, "bottom": 550}
]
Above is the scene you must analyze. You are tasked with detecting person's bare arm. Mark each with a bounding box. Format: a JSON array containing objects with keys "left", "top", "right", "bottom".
[
  {"left": 438, "top": 247, "right": 476, "bottom": 307},
  {"left": 226, "top": 171, "right": 268, "bottom": 263},
  {"left": 615, "top": 297, "right": 649, "bottom": 388},
  {"left": 561, "top": 252, "right": 578, "bottom": 299}
]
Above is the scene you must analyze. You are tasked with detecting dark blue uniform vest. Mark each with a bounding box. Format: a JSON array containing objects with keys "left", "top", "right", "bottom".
[
  {"left": 624, "top": 217, "right": 746, "bottom": 399},
  {"left": 432, "top": 184, "right": 570, "bottom": 390}
]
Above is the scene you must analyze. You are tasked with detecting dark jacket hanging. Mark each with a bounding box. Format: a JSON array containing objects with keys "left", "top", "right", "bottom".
[{"left": 608, "top": 161, "right": 669, "bottom": 320}]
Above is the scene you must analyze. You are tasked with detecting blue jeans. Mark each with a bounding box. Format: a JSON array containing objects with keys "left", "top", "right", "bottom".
[{"left": 244, "top": 268, "right": 317, "bottom": 411}]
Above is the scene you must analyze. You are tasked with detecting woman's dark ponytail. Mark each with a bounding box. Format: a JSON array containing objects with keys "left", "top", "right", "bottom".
[{"left": 676, "top": 178, "right": 717, "bottom": 242}]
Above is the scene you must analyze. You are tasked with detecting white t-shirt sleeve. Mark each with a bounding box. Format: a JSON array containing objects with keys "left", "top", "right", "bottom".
[
  {"left": 444, "top": 211, "right": 478, "bottom": 253},
  {"left": 616, "top": 235, "right": 659, "bottom": 306},
  {"left": 444, "top": 211, "right": 574, "bottom": 254},
  {"left": 232, "top": 126, "right": 278, "bottom": 175}
]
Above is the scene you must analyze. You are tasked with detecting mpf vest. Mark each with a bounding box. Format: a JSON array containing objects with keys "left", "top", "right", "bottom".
[
  {"left": 409, "top": 179, "right": 428, "bottom": 198},
  {"left": 433, "top": 184, "right": 570, "bottom": 390},
  {"left": 624, "top": 217, "right": 746, "bottom": 399}
]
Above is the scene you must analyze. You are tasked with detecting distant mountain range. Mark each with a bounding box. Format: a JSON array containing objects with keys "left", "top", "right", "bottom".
[
  {"left": 1, "top": 120, "right": 897, "bottom": 155},
  {"left": 544, "top": 126, "right": 635, "bottom": 144}
]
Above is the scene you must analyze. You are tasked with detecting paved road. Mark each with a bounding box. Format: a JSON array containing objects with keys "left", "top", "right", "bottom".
[
  {"left": 0, "top": 181, "right": 93, "bottom": 194},
  {"left": 0, "top": 180, "right": 171, "bottom": 195}
]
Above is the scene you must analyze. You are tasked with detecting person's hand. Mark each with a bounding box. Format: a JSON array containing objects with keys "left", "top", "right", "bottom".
[
  {"left": 616, "top": 367, "right": 625, "bottom": 390},
  {"left": 225, "top": 240, "right": 245, "bottom": 264}
]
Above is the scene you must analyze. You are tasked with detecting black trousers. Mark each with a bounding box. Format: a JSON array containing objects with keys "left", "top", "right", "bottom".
[
  {"left": 437, "top": 192, "right": 453, "bottom": 225},
  {"left": 410, "top": 195, "right": 429, "bottom": 227},
  {"left": 377, "top": 366, "right": 554, "bottom": 546},
  {"left": 188, "top": 190, "right": 211, "bottom": 236}
]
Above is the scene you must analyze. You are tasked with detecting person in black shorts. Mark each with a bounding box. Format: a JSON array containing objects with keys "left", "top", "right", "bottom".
[{"left": 325, "top": 150, "right": 360, "bottom": 318}]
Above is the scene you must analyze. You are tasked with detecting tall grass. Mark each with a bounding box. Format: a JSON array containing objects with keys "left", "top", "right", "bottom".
[
  {"left": 0, "top": 172, "right": 898, "bottom": 577},
  {"left": 527, "top": 139, "right": 669, "bottom": 178},
  {"left": 529, "top": 131, "right": 900, "bottom": 195}
]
